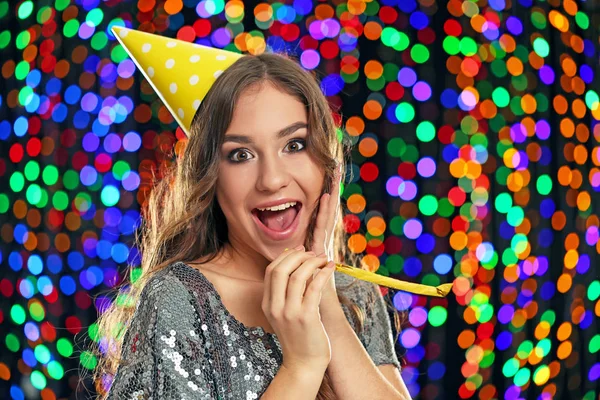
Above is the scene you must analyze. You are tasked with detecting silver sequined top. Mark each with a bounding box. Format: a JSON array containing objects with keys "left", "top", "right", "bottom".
[{"left": 106, "top": 261, "right": 401, "bottom": 399}]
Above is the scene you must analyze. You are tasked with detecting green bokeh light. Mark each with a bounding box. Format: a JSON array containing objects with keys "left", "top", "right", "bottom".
[
  {"left": 80, "top": 350, "right": 98, "bottom": 370},
  {"left": 585, "top": 90, "right": 599, "bottom": 110},
  {"left": 101, "top": 185, "right": 120, "bottom": 207},
  {"left": 52, "top": 191, "right": 69, "bottom": 211},
  {"left": 537, "top": 338, "right": 552, "bottom": 357},
  {"left": 575, "top": 11, "right": 589, "bottom": 29},
  {"left": 492, "top": 87, "right": 510, "bottom": 108},
  {"left": 387, "top": 137, "right": 407, "bottom": 158},
  {"left": 416, "top": 121, "right": 436, "bottom": 142},
  {"left": 385, "top": 254, "right": 404, "bottom": 273},
  {"left": 0, "top": 30, "right": 10, "bottom": 49},
  {"left": 15, "top": 60, "right": 31, "bottom": 79},
  {"left": 513, "top": 367, "right": 531, "bottom": 386},
  {"left": 42, "top": 165, "right": 59, "bottom": 185},
  {"left": 86, "top": 8, "right": 104, "bottom": 27},
  {"left": 64, "top": 19, "right": 80, "bottom": 38},
  {"left": 47, "top": 360, "right": 65, "bottom": 380},
  {"left": 410, "top": 44, "right": 429, "bottom": 63},
  {"left": 130, "top": 267, "right": 143, "bottom": 284},
  {"left": 55, "top": 0, "right": 71, "bottom": 11},
  {"left": 381, "top": 27, "right": 409, "bottom": 51},
  {"left": 536, "top": 175, "right": 552, "bottom": 195},
  {"left": 428, "top": 306, "right": 447, "bottom": 327},
  {"left": 19, "top": 85, "right": 34, "bottom": 106},
  {"left": 589, "top": 335, "right": 600, "bottom": 354},
  {"left": 111, "top": 44, "right": 129, "bottom": 63},
  {"left": 506, "top": 206, "right": 525, "bottom": 227},
  {"left": 503, "top": 358, "right": 519, "bottom": 377},
  {"left": 541, "top": 310, "right": 556, "bottom": 325},
  {"left": 10, "top": 172, "right": 26, "bottom": 192},
  {"left": 511, "top": 234, "right": 529, "bottom": 254},
  {"left": 34, "top": 344, "right": 51, "bottom": 364},
  {"left": 57, "top": 338, "right": 74, "bottom": 357},
  {"left": 395, "top": 102, "right": 415, "bottom": 123},
  {"left": 6, "top": 333, "right": 20, "bottom": 352},
  {"left": 517, "top": 340, "right": 533, "bottom": 359},
  {"left": 16, "top": 30, "right": 31, "bottom": 49},
  {"left": 18, "top": 0, "right": 34, "bottom": 19},
  {"left": 588, "top": 281, "right": 600, "bottom": 301},
  {"left": 26, "top": 184, "right": 43, "bottom": 205},
  {"left": 532, "top": 37, "right": 549, "bottom": 57},
  {"left": 0, "top": 194, "right": 9, "bottom": 213},
  {"left": 30, "top": 370, "right": 47, "bottom": 390},
  {"left": 459, "top": 37, "right": 477, "bottom": 56},
  {"left": 419, "top": 195, "right": 438, "bottom": 216},
  {"left": 494, "top": 193, "right": 513, "bottom": 213},
  {"left": 443, "top": 36, "right": 460, "bottom": 55},
  {"left": 11, "top": 305, "right": 27, "bottom": 325},
  {"left": 91, "top": 31, "right": 108, "bottom": 50},
  {"left": 88, "top": 322, "right": 100, "bottom": 342},
  {"left": 0, "top": 1, "right": 8, "bottom": 19}
]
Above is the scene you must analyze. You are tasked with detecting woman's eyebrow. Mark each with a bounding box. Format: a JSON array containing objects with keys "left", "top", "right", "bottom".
[{"left": 223, "top": 121, "right": 308, "bottom": 145}]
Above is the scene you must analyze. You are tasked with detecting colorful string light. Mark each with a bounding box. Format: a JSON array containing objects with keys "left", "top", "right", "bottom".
[{"left": 0, "top": 0, "right": 598, "bottom": 399}]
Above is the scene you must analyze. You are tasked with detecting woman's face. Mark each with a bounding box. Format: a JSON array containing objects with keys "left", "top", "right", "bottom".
[{"left": 215, "top": 82, "right": 325, "bottom": 262}]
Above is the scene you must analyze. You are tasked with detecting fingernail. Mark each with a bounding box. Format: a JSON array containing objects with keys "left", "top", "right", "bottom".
[{"left": 294, "top": 245, "right": 304, "bottom": 250}]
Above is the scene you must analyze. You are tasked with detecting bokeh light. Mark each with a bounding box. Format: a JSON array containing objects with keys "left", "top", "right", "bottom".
[{"left": 1, "top": 0, "right": 599, "bottom": 399}]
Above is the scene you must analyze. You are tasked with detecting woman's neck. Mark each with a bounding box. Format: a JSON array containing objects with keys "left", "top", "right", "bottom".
[{"left": 215, "top": 242, "right": 271, "bottom": 282}]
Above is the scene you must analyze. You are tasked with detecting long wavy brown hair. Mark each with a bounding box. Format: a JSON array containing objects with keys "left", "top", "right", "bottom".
[{"left": 91, "top": 51, "right": 402, "bottom": 399}]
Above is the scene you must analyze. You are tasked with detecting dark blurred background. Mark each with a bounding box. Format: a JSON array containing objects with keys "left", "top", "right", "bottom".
[{"left": 0, "top": 0, "right": 599, "bottom": 398}]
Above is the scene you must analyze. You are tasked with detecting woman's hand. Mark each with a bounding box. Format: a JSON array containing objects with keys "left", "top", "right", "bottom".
[
  {"left": 262, "top": 246, "right": 337, "bottom": 371},
  {"left": 308, "top": 163, "right": 343, "bottom": 302}
]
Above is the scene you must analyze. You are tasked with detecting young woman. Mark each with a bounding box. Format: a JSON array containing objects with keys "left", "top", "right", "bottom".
[{"left": 93, "top": 27, "right": 410, "bottom": 400}]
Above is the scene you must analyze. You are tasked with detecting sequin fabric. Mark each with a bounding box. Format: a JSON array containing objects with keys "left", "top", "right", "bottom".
[{"left": 107, "top": 261, "right": 401, "bottom": 399}]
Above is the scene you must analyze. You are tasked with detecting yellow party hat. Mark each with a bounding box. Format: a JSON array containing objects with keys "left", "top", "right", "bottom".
[{"left": 111, "top": 26, "right": 243, "bottom": 137}]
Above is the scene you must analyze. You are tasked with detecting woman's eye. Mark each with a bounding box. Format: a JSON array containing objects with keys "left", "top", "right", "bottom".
[
  {"left": 228, "top": 139, "right": 306, "bottom": 163},
  {"left": 286, "top": 139, "right": 306, "bottom": 152},
  {"left": 227, "top": 150, "right": 244, "bottom": 162}
]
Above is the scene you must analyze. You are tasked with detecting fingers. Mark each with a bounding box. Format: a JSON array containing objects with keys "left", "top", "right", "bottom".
[
  {"left": 263, "top": 247, "right": 305, "bottom": 311},
  {"left": 268, "top": 250, "right": 316, "bottom": 316},
  {"left": 303, "top": 261, "right": 336, "bottom": 310},
  {"left": 286, "top": 254, "right": 328, "bottom": 309}
]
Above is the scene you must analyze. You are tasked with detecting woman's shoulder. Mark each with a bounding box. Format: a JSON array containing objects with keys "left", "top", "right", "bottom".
[
  {"left": 120, "top": 263, "right": 208, "bottom": 354},
  {"left": 142, "top": 261, "right": 207, "bottom": 289},
  {"left": 136, "top": 262, "right": 213, "bottom": 310},
  {"left": 137, "top": 263, "right": 192, "bottom": 303}
]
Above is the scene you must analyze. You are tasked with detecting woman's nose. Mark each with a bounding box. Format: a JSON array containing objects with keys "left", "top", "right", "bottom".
[{"left": 255, "top": 159, "right": 290, "bottom": 192}]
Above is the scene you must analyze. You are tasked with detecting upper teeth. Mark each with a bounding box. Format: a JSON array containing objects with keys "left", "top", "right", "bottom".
[{"left": 257, "top": 201, "right": 297, "bottom": 212}]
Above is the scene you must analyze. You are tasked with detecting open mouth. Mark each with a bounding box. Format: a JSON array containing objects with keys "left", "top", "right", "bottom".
[{"left": 251, "top": 203, "right": 302, "bottom": 233}]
